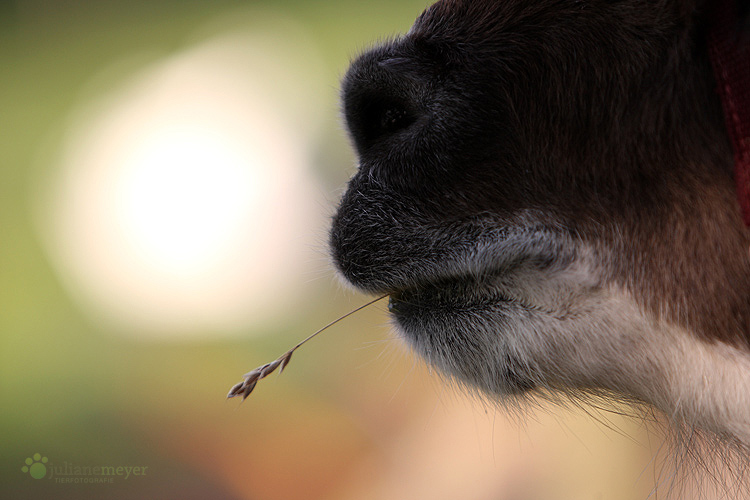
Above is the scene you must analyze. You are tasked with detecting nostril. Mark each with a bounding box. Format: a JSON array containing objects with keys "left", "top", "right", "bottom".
[
  {"left": 380, "top": 106, "right": 413, "bottom": 134},
  {"left": 361, "top": 97, "right": 416, "bottom": 142},
  {"left": 346, "top": 93, "right": 419, "bottom": 150},
  {"left": 342, "top": 51, "right": 429, "bottom": 153}
]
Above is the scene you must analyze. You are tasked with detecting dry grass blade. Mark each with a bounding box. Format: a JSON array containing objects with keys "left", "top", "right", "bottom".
[{"left": 227, "top": 295, "right": 388, "bottom": 401}]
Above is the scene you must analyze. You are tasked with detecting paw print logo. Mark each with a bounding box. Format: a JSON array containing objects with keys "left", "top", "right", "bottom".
[{"left": 21, "top": 453, "right": 48, "bottom": 479}]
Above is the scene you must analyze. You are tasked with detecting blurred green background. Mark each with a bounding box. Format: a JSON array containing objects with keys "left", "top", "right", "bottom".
[{"left": 2, "top": 1, "right": 668, "bottom": 499}]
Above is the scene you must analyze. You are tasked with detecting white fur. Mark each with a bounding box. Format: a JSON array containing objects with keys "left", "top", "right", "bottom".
[{"left": 394, "top": 244, "right": 750, "bottom": 448}]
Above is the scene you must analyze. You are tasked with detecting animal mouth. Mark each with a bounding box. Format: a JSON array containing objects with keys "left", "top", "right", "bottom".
[
  {"left": 386, "top": 275, "right": 513, "bottom": 317},
  {"left": 385, "top": 274, "right": 539, "bottom": 395}
]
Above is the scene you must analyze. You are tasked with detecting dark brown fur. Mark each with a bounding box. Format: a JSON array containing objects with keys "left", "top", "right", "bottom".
[
  {"left": 330, "top": 4, "right": 750, "bottom": 489},
  {"left": 333, "top": 0, "right": 750, "bottom": 345}
]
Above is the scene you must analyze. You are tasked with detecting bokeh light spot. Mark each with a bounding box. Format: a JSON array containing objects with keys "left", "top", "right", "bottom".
[{"left": 36, "top": 22, "right": 329, "bottom": 338}]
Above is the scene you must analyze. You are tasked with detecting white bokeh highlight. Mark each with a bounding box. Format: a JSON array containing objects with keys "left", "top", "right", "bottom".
[{"left": 37, "top": 23, "right": 330, "bottom": 337}]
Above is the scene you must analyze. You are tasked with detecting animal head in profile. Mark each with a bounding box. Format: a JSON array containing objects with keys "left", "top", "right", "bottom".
[{"left": 331, "top": 0, "right": 750, "bottom": 462}]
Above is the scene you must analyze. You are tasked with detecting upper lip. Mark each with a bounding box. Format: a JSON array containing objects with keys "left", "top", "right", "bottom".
[{"left": 331, "top": 186, "right": 572, "bottom": 294}]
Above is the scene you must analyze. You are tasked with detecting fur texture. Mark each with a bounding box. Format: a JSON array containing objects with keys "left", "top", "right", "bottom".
[{"left": 330, "top": 0, "right": 750, "bottom": 483}]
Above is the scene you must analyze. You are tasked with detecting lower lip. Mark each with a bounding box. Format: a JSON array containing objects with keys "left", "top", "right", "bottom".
[{"left": 386, "top": 282, "right": 509, "bottom": 317}]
